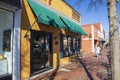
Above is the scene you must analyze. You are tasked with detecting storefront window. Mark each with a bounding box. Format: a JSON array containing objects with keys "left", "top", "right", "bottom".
[
  {"left": 60, "top": 35, "right": 81, "bottom": 58},
  {"left": 72, "top": 38, "right": 76, "bottom": 53},
  {"left": 63, "top": 37, "right": 68, "bottom": 57},
  {"left": 0, "top": 9, "right": 13, "bottom": 78},
  {"left": 75, "top": 38, "right": 80, "bottom": 54},
  {"left": 68, "top": 37, "right": 72, "bottom": 55},
  {"left": 30, "top": 30, "right": 53, "bottom": 74}
]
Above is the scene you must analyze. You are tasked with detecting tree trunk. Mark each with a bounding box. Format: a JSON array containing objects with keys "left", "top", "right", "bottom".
[{"left": 107, "top": 0, "right": 120, "bottom": 80}]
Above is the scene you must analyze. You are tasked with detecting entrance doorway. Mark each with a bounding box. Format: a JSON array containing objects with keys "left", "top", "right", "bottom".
[
  {"left": 0, "top": 8, "right": 13, "bottom": 80},
  {"left": 94, "top": 40, "right": 98, "bottom": 47},
  {"left": 30, "top": 30, "right": 53, "bottom": 75}
]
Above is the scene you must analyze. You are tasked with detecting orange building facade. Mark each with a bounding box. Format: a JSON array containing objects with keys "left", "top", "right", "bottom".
[
  {"left": 82, "top": 23, "right": 106, "bottom": 52},
  {"left": 20, "top": 0, "right": 87, "bottom": 79}
]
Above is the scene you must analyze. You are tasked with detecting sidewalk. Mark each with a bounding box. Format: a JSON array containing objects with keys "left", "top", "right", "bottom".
[{"left": 28, "top": 48, "right": 111, "bottom": 80}]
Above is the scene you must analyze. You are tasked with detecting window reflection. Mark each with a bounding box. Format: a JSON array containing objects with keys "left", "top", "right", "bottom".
[
  {"left": 63, "top": 37, "right": 68, "bottom": 56},
  {"left": 0, "top": 9, "right": 13, "bottom": 78},
  {"left": 3, "top": 29, "right": 11, "bottom": 51},
  {"left": 68, "top": 37, "right": 72, "bottom": 54},
  {"left": 73, "top": 38, "right": 76, "bottom": 53},
  {"left": 31, "top": 31, "right": 52, "bottom": 74},
  {"left": 76, "top": 38, "right": 80, "bottom": 54},
  {"left": 60, "top": 35, "right": 80, "bottom": 58}
]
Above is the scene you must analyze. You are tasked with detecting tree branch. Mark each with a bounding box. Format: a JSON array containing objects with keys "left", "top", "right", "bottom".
[{"left": 76, "top": 0, "right": 106, "bottom": 12}]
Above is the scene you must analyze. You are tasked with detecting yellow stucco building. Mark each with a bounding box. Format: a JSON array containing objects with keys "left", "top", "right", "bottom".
[
  {"left": 0, "top": 0, "right": 87, "bottom": 79},
  {"left": 20, "top": 0, "right": 87, "bottom": 79}
]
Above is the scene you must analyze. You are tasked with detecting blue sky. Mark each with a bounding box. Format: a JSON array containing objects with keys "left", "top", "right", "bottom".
[{"left": 65, "top": 0, "right": 120, "bottom": 38}]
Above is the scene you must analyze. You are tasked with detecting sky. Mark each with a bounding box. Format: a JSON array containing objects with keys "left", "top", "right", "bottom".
[{"left": 65, "top": 0, "right": 120, "bottom": 38}]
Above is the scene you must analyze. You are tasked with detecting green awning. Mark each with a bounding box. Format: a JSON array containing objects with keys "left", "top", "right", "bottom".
[
  {"left": 28, "top": 0, "right": 67, "bottom": 30},
  {"left": 28, "top": 0, "right": 87, "bottom": 36},
  {"left": 60, "top": 16, "right": 87, "bottom": 36}
]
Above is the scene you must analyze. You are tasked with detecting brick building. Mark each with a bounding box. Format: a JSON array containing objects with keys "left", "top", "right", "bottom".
[{"left": 82, "top": 23, "right": 106, "bottom": 52}]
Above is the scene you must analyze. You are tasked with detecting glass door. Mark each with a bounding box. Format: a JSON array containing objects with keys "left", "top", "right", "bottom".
[
  {"left": 30, "top": 30, "right": 53, "bottom": 75},
  {"left": 0, "top": 8, "right": 13, "bottom": 80}
]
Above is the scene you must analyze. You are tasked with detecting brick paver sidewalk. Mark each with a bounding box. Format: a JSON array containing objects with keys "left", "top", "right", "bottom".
[{"left": 28, "top": 48, "right": 111, "bottom": 80}]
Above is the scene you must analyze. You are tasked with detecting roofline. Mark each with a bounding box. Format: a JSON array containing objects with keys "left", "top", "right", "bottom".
[
  {"left": 30, "top": 0, "right": 81, "bottom": 26},
  {"left": 62, "top": 0, "right": 81, "bottom": 16},
  {"left": 82, "top": 23, "right": 101, "bottom": 26}
]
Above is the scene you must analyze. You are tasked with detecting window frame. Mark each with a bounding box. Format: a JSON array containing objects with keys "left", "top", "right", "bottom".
[
  {"left": 0, "top": 8, "right": 14, "bottom": 79},
  {"left": 30, "top": 30, "right": 53, "bottom": 75},
  {"left": 60, "top": 34, "right": 81, "bottom": 58}
]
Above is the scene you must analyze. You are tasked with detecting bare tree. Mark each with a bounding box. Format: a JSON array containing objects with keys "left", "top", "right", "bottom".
[
  {"left": 48, "top": 0, "right": 120, "bottom": 79},
  {"left": 108, "top": 0, "right": 120, "bottom": 80},
  {"left": 76, "top": 0, "right": 120, "bottom": 80}
]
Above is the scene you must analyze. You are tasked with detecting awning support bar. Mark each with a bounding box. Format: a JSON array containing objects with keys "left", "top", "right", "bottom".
[{"left": 24, "top": 14, "right": 41, "bottom": 39}]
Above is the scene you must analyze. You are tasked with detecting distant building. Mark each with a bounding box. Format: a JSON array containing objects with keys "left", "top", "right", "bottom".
[{"left": 82, "top": 23, "right": 106, "bottom": 52}]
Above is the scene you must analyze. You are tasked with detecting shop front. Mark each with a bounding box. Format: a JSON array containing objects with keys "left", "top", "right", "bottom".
[
  {"left": 30, "top": 30, "right": 53, "bottom": 75},
  {"left": 98, "top": 37, "right": 106, "bottom": 47},
  {"left": 0, "top": 7, "right": 13, "bottom": 80},
  {"left": 0, "top": 1, "right": 21, "bottom": 80},
  {"left": 21, "top": 0, "right": 87, "bottom": 79}
]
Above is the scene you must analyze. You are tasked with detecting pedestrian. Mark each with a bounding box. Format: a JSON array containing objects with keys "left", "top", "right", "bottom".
[{"left": 95, "top": 45, "right": 101, "bottom": 58}]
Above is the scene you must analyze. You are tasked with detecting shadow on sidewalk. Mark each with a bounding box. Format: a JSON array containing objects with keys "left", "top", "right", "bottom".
[
  {"left": 69, "top": 53, "right": 95, "bottom": 80},
  {"left": 80, "top": 59, "right": 94, "bottom": 80},
  {"left": 96, "top": 62, "right": 111, "bottom": 80},
  {"left": 48, "top": 52, "right": 60, "bottom": 80},
  {"left": 79, "top": 57, "right": 94, "bottom": 80},
  {"left": 96, "top": 50, "right": 112, "bottom": 80},
  {"left": 49, "top": 66, "right": 59, "bottom": 80}
]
